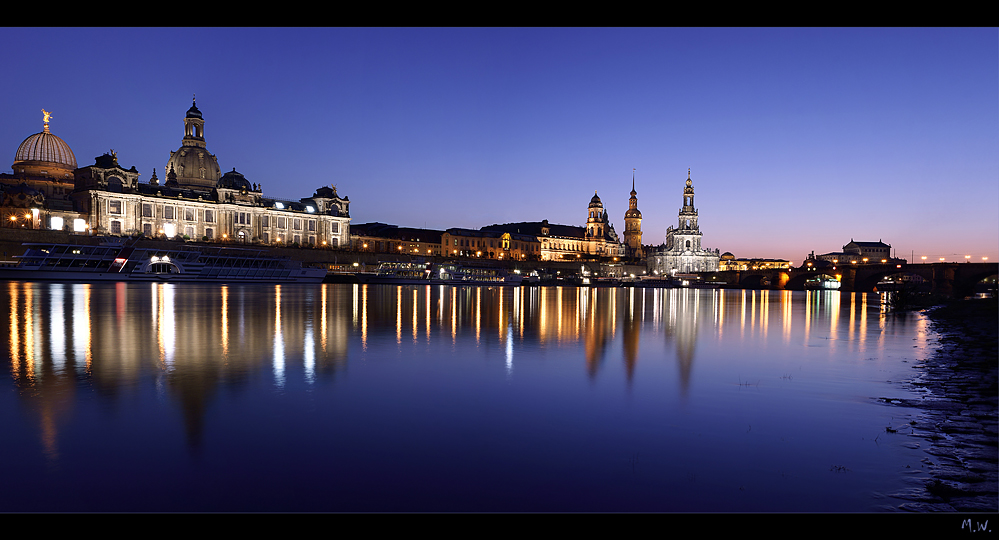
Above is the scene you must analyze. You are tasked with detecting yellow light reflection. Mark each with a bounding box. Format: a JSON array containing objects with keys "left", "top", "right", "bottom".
[
  {"left": 273, "top": 285, "right": 284, "bottom": 387},
  {"left": 9, "top": 282, "right": 20, "bottom": 375},
  {"left": 221, "top": 285, "right": 229, "bottom": 360}
]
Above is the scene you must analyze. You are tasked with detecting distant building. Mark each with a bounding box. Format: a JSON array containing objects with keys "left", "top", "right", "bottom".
[
  {"left": 440, "top": 228, "right": 540, "bottom": 260},
  {"left": 1, "top": 110, "right": 80, "bottom": 229},
  {"left": 648, "top": 170, "right": 720, "bottom": 275},
  {"left": 481, "top": 220, "right": 586, "bottom": 261},
  {"left": 718, "top": 252, "right": 790, "bottom": 271},
  {"left": 481, "top": 187, "right": 630, "bottom": 262},
  {"left": 351, "top": 222, "right": 444, "bottom": 257},
  {"left": 809, "top": 240, "right": 901, "bottom": 266},
  {"left": 623, "top": 175, "right": 643, "bottom": 259},
  {"left": 3, "top": 101, "right": 352, "bottom": 247}
]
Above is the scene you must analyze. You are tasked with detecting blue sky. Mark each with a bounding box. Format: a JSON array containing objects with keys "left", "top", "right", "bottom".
[{"left": 2, "top": 27, "right": 996, "bottom": 263}]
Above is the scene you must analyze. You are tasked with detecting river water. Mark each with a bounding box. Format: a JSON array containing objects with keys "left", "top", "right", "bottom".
[{"left": 1, "top": 281, "right": 937, "bottom": 512}]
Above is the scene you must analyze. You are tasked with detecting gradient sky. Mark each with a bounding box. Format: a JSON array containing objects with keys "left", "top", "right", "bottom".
[{"left": 3, "top": 27, "right": 996, "bottom": 263}]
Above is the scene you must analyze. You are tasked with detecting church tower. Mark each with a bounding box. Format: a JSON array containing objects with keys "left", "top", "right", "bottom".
[
  {"left": 623, "top": 172, "right": 643, "bottom": 258},
  {"left": 649, "top": 168, "right": 718, "bottom": 276},
  {"left": 165, "top": 96, "right": 221, "bottom": 189},
  {"left": 667, "top": 169, "right": 702, "bottom": 252},
  {"left": 586, "top": 190, "right": 607, "bottom": 240}
]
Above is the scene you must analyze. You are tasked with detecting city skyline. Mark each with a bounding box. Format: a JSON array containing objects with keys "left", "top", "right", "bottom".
[{"left": 2, "top": 27, "right": 996, "bottom": 263}]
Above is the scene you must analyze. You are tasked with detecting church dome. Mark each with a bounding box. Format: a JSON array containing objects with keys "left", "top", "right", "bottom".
[
  {"left": 589, "top": 191, "right": 603, "bottom": 207},
  {"left": 217, "top": 168, "right": 251, "bottom": 190},
  {"left": 166, "top": 146, "right": 220, "bottom": 188},
  {"left": 166, "top": 100, "right": 220, "bottom": 189},
  {"left": 625, "top": 207, "right": 642, "bottom": 219},
  {"left": 13, "top": 117, "right": 77, "bottom": 178}
]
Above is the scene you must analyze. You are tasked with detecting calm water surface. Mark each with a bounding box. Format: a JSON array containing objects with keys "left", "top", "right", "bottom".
[{"left": 1, "top": 282, "right": 935, "bottom": 512}]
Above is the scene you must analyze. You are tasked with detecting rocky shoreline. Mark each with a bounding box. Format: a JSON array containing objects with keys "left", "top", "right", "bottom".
[{"left": 882, "top": 298, "right": 998, "bottom": 512}]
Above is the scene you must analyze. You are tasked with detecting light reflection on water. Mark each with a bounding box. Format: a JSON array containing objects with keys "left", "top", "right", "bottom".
[{"left": 1, "top": 282, "right": 932, "bottom": 512}]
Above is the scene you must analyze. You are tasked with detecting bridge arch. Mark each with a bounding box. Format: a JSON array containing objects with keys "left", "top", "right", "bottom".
[
  {"left": 739, "top": 274, "right": 772, "bottom": 289},
  {"left": 860, "top": 271, "right": 929, "bottom": 293},
  {"left": 785, "top": 272, "right": 839, "bottom": 291}
]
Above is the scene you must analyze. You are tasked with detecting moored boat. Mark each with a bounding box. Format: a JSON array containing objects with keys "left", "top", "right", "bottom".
[
  {"left": 0, "top": 239, "right": 327, "bottom": 283},
  {"left": 353, "top": 261, "right": 433, "bottom": 284},
  {"left": 429, "top": 262, "right": 523, "bottom": 285}
]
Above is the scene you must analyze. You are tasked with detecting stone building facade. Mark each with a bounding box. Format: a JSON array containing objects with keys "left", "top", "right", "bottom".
[
  {"left": 810, "top": 240, "right": 900, "bottom": 265},
  {"left": 1, "top": 110, "right": 81, "bottom": 230},
  {"left": 351, "top": 223, "right": 445, "bottom": 257},
  {"left": 4, "top": 101, "right": 351, "bottom": 247},
  {"left": 623, "top": 175, "right": 643, "bottom": 259},
  {"left": 648, "top": 170, "right": 720, "bottom": 275}
]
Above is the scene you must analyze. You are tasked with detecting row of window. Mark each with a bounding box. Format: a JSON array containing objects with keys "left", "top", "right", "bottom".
[{"left": 108, "top": 200, "right": 341, "bottom": 233}]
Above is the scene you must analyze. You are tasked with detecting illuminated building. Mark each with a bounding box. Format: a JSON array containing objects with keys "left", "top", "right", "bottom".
[
  {"left": 441, "top": 227, "right": 539, "bottom": 260},
  {"left": 808, "top": 240, "right": 902, "bottom": 266},
  {"left": 351, "top": 222, "right": 444, "bottom": 256},
  {"left": 718, "top": 252, "right": 791, "bottom": 271},
  {"left": 648, "top": 170, "right": 720, "bottom": 275},
  {"left": 1, "top": 110, "right": 80, "bottom": 228},
  {"left": 623, "top": 174, "right": 643, "bottom": 259},
  {"left": 483, "top": 187, "right": 629, "bottom": 262},
  {"left": 3, "top": 100, "right": 352, "bottom": 245}
]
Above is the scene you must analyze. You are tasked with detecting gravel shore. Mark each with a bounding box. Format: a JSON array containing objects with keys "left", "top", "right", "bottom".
[{"left": 881, "top": 298, "right": 998, "bottom": 512}]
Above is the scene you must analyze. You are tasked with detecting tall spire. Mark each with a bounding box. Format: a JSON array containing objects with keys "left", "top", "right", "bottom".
[{"left": 624, "top": 168, "right": 643, "bottom": 258}]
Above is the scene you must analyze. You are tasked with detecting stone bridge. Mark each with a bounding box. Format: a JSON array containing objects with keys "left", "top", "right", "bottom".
[{"left": 702, "top": 262, "right": 997, "bottom": 297}]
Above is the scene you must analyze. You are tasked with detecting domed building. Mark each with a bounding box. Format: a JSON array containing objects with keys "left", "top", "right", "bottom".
[
  {"left": 164, "top": 99, "right": 221, "bottom": 189},
  {"left": 12, "top": 110, "right": 77, "bottom": 180},
  {"left": 1, "top": 110, "right": 81, "bottom": 228},
  {"left": 583, "top": 191, "right": 625, "bottom": 258},
  {"left": 66, "top": 100, "right": 351, "bottom": 246}
]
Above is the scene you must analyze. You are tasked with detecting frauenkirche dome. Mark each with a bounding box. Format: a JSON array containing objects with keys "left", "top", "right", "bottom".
[{"left": 165, "top": 97, "right": 221, "bottom": 189}]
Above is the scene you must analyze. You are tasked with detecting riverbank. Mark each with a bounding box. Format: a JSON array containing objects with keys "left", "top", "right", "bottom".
[{"left": 884, "top": 298, "right": 998, "bottom": 512}]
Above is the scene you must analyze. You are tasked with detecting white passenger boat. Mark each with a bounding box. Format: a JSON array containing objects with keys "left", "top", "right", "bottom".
[
  {"left": 0, "top": 239, "right": 327, "bottom": 283},
  {"left": 430, "top": 262, "right": 523, "bottom": 285},
  {"left": 353, "top": 261, "right": 522, "bottom": 285},
  {"left": 354, "top": 261, "right": 433, "bottom": 284}
]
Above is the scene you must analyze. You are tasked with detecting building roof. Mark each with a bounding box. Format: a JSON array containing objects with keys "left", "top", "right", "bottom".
[
  {"left": 846, "top": 240, "right": 891, "bottom": 248},
  {"left": 351, "top": 222, "right": 443, "bottom": 243},
  {"left": 14, "top": 124, "right": 77, "bottom": 171},
  {"left": 482, "top": 221, "right": 585, "bottom": 240}
]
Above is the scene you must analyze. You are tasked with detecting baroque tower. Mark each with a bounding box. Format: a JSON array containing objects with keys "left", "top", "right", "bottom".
[
  {"left": 623, "top": 171, "right": 643, "bottom": 258},
  {"left": 649, "top": 169, "right": 719, "bottom": 276},
  {"left": 667, "top": 169, "right": 702, "bottom": 252},
  {"left": 586, "top": 191, "right": 607, "bottom": 240},
  {"left": 165, "top": 96, "right": 221, "bottom": 189}
]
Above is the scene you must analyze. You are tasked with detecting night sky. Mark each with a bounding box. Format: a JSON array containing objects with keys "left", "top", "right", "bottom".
[{"left": 2, "top": 27, "right": 996, "bottom": 263}]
